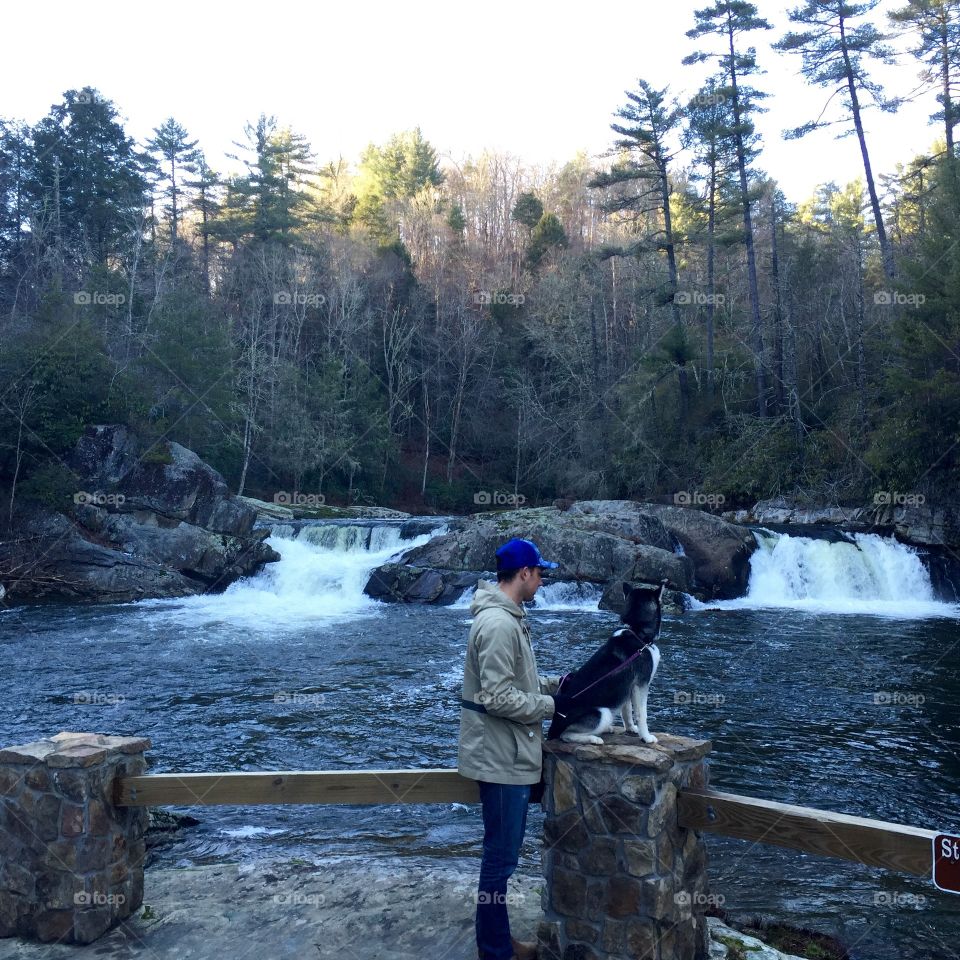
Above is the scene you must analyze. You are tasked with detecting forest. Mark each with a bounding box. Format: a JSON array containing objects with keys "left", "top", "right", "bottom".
[{"left": 1, "top": 0, "right": 958, "bottom": 519}]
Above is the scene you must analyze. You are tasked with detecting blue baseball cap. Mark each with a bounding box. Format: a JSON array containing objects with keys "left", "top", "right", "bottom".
[{"left": 495, "top": 537, "right": 559, "bottom": 571}]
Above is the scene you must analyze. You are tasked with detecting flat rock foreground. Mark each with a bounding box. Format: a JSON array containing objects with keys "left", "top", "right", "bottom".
[{"left": 0, "top": 857, "right": 802, "bottom": 960}]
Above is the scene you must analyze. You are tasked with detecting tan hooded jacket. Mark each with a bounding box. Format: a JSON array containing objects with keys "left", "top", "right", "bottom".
[{"left": 457, "top": 579, "right": 561, "bottom": 785}]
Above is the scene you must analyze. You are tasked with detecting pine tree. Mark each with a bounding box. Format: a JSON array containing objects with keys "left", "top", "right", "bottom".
[
  {"left": 221, "top": 115, "right": 314, "bottom": 244},
  {"left": 682, "top": 75, "right": 741, "bottom": 399},
  {"left": 147, "top": 118, "right": 200, "bottom": 244},
  {"left": 592, "top": 80, "right": 683, "bottom": 311},
  {"left": 28, "top": 87, "right": 150, "bottom": 268},
  {"left": 867, "top": 158, "right": 960, "bottom": 489},
  {"left": 592, "top": 79, "right": 690, "bottom": 414},
  {"left": 184, "top": 154, "right": 221, "bottom": 292},
  {"left": 685, "top": 0, "right": 772, "bottom": 415},
  {"left": 774, "top": 0, "right": 898, "bottom": 279},
  {"left": 354, "top": 128, "right": 444, "bottom": 244},
  {"left": 511, "top": 192, "right": 543, "bottom": 229},
  {"left": 889, "top": 0, "right": 960, "bottom": 157},
  {"left": 526, "top": 212, "right": 568, "bottom": 268}
]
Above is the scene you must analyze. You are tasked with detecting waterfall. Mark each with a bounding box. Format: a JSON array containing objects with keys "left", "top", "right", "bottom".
[
  {"left": 529, "top": 581, "right": 603, "bottom": 612},
  {"left": 696, "top": 529, "right": 957, "bottom": 618},
  {"left": 135, "top": 519, "right": 444, "bottom": 627}
]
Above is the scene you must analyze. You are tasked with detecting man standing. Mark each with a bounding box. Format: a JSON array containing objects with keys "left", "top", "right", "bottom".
[{"left": 458, "top": 537, "right": 576, "bottom": 960}]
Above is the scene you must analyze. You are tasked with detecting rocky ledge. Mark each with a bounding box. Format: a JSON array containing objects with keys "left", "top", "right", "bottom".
[
  {"left": 0, "top": 425, "right": 280, "bottom": 606},
  {"left": 0, "top": 856, "right": 813, "bottom": 960},
  {"left": 727, "top": 495, "right": 959, "bottom": 550},
  {"left": 364, "top": 499, "right": 756, "bottom": 609}
]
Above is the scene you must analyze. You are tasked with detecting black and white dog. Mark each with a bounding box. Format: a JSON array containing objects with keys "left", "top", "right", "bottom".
[{"left": 547, "top": 581, "right": 666, "bottom": 745}]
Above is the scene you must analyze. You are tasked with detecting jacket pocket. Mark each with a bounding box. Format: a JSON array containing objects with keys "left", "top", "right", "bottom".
[{"left": 510, "top": 722, "right": 541, "bottom": 774}]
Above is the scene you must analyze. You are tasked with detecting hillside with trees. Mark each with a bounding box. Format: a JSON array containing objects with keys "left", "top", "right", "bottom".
[{"left": 1, "top": 0, "right": 958, "bottom": 519}]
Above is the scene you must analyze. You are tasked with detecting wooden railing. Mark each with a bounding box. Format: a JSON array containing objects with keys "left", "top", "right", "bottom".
[
  {"left": 115, "top": 768, "right": 936, "bottom": 877},
  {"left": 677, "top": 787, "right": 935, "bottom": 876},
  {"left": 116, "top": 769, "right": 478, "bottom": 806}
]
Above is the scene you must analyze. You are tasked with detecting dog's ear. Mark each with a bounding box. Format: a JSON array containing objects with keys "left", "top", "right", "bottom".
[{"left": 622, "top": 581, "right": 631, "bottom": 599}]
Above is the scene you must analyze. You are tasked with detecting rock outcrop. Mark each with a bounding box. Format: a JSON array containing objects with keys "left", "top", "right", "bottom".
[
  {"left": 728, "top": 494, "right": 960, "bottom": 549},
  {"left": 0, "top": 425, "right": 279, "bottom": 605},
  {"left": 364, "top": 500, "right": 756, "bottom": 606}
]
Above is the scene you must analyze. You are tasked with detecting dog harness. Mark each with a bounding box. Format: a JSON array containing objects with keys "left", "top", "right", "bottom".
[
  {"left": 461, "top": 630, "right": 653, "bottom": 717},
  {"left": 554, "top": 630, "right": 653, "bottom": 717}
]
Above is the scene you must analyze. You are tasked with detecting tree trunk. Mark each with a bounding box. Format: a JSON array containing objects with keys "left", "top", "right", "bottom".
[
  {"left": 840, "top": 15, "right": 895, "bottom": 279},
  {"left": 421, "top": 378, "right": 430, "bottom": 497},
  {"left": 706, "top": 161, "right": 717, "bottom": 402},
  {"left": 942, "top": 14, "right": 954, "bottom": 157},
  {"left": 770, "top": 193, "right": 785, "bottom": 411},
  {"left": 727, "top": 15, "right": 767, "bottom": 415}
]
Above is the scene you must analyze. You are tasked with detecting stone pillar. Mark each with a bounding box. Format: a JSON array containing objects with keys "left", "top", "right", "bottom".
[
  {"left": 537, "top": 732, "right": 712, "bottom": 960},
  {"left": 0, "top": 731, "right": 150, "bottom": 944}
]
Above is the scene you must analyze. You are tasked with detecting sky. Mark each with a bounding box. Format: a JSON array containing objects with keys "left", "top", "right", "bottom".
[{"left": 3, "top": 0, "right": 943, "bottom": 205}]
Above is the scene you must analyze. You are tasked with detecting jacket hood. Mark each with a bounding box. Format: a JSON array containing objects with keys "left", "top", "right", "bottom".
[{"left": 470, "top": 579, "right": 525, "bottom": 619}]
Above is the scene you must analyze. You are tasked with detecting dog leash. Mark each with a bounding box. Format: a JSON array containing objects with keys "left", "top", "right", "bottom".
[
  {"left": 555, "top": 634, "right": 651, "bottom": 709},
  {"left": 461, "top": 634, "right": 651, "bottom": 717}
]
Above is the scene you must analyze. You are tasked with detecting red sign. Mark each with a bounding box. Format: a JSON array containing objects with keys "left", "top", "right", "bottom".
[{"left": 933, "top": 834, "right": 960, "bottom": 894}]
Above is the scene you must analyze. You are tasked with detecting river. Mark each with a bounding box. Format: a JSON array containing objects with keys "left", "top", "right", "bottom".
[{"left": 1, "top": 518, "right": 958, "bottom": 958}]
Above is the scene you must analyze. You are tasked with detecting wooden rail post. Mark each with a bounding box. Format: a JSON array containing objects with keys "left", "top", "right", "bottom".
[{"left": 537, "top": 732, "right": 713, "bottom": 960}]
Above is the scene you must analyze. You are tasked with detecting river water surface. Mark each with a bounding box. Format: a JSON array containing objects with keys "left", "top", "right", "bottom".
[{"left": 2, "top": 519, "right": 959, "bottom": 959}]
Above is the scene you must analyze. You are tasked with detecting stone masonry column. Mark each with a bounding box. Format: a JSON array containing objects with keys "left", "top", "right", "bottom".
[
  {"left": 0, "top": 731, "right": 150, "bottom": 944},
  {"left": 537, "top": 732, "right": 712, "bottom": 960}
]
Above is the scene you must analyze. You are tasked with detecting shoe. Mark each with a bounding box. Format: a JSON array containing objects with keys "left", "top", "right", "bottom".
[
  {"left": 477, "top": 941, "right": 537, "bottom": 960},
  {"left": 511, "top": 938, "right": 538, "bottom": 960}
]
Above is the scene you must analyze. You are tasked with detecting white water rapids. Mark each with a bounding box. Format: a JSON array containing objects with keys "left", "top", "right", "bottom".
[
  {"left": 133, "top": 519, "right": 957, "bottom": 626},
  {"left": 133, "top": 521, "right": 440, "bottom": 627},
  {"left": 695, "top": 529, "right": 956, "bottom": 618}
]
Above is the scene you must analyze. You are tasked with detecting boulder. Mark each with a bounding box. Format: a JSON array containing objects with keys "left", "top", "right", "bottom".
[
  {"left": 0, "top": 425, "right": 280, "bottom": 606},
  {"left": 69, "top": 427, "right": 256, "bottom": 537},
  {"left": 396, "top": 509, "right": 692, "bottom": 589},
  {"left": 599, "top": 579, "right": 688, "bottom": 615},
  {"left": 612, "top": 502, "right": 757, "bottom": 600},
  {"left": 364, "top": 500, "right": 757, "bottom": 604},
  {"left": 733, "top": 495, "right": 960, "bottom": 550},
  {"left": 363, "top": 564, "right": 483, "bottom": 605},
  {"left": 237, "top": 496, "right": 295, "bottom": 521}
]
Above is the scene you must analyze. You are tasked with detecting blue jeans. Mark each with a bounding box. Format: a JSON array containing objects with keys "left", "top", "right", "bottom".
[{"left": 476, "top": 780, "right": 532, "bottom": 960}]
